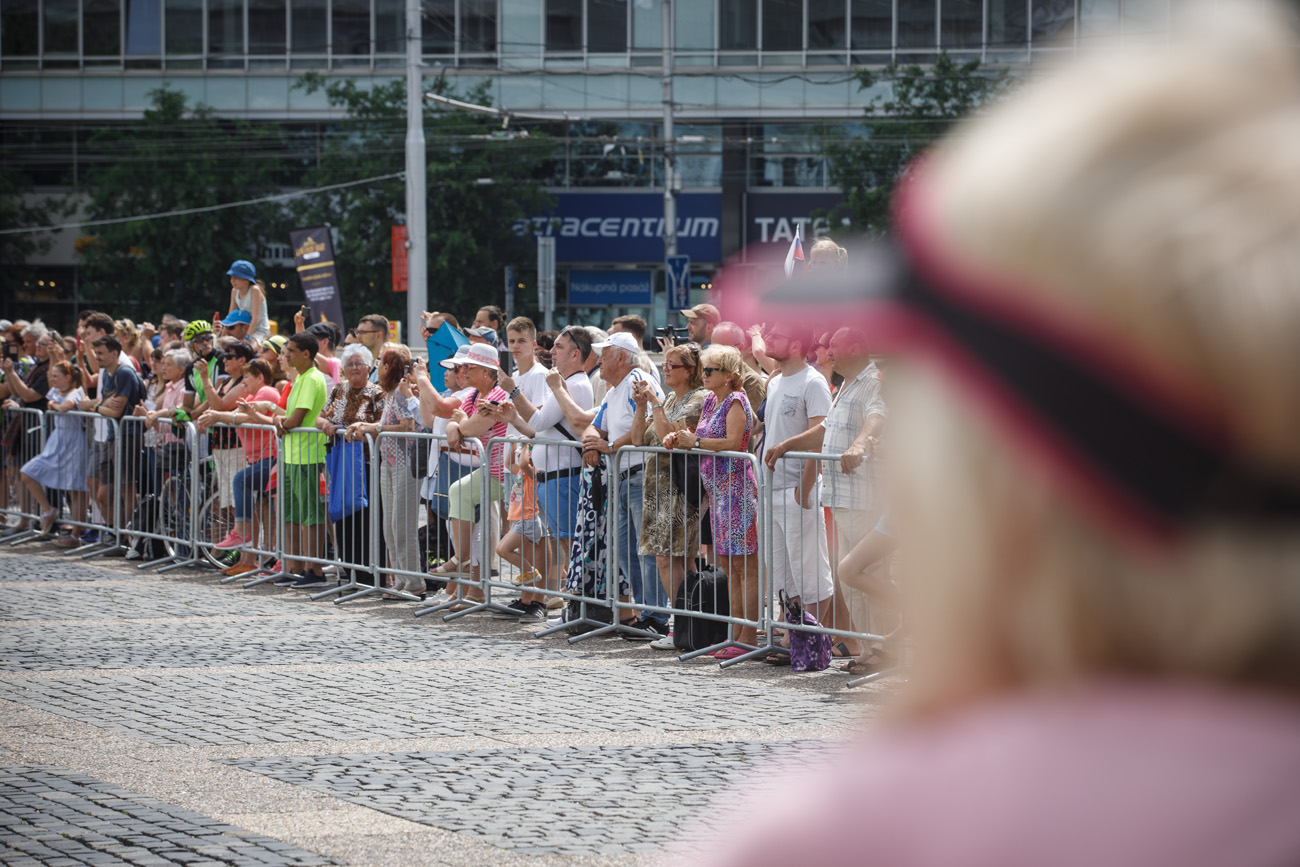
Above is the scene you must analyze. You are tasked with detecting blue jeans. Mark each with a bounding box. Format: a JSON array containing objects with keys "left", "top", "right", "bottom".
[
  {"left": 616, "top": 465, "right": 666, "bottom": 624},
  {"left": 232, "top": 457, "right": 274, "bottom": 522}
]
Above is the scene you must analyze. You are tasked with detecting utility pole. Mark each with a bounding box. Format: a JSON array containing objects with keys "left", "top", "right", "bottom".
[
  {"left": 661, "top": 0, "right": 676, "bottom": 262},
  {"left": 404, "top": 0, "right": 427, "bottom": 349}
]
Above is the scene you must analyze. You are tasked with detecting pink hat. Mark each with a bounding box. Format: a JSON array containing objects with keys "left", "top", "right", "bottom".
[{"left": 461, "top": 342, "right": 500, "bottom": 371}]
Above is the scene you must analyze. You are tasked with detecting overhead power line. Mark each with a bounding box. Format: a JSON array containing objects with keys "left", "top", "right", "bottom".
[{"left": 0, "top": 171, "right": 405, "bottom": 237}]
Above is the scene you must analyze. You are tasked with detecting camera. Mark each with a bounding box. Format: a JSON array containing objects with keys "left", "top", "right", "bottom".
[{"left": 656, "top": 325, "right": 690, "bottom": 342}]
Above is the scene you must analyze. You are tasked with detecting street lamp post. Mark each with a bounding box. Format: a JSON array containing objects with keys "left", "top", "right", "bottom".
[{"left": 405, "top": 0, "right": 427, "bottom": 348}]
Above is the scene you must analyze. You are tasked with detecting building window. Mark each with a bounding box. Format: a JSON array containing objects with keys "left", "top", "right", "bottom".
[
  {"left": 461, "top": 0, "right": 498, "bottom": 54},
  {"left": 84, "top": 0, "right": 122, "bottom": 55},
  {"left": 588, "top": 0, "right": 626, "bottom": 53},
  {"left": 546, "top": 0, "right": 582, "bottom": 51},
  {"left": 373, "top": 0, "right": 403, "bottom": 52},
  {"left": 333, "top": 0, "right": 371, "bottom": 57},
  {"left": 292, "top": 0, "right": 327, "bottom": 53},
  {"left": 942, "top": 0, "right": 982, "bottom": 47},
  {"left": 762, "top": 0, "right": 802, "bottom": 51},
  {"left": 850, "top": 0, "right": 891, "bottom": 51},
  {"left": 249, "top": 0, "right": 288, "bottom": 54},
  {"left": 807, "top": 0, "right": 845, "bottom": 51},
  {"left": 897, "top": 0, "right": 935, "bottom": 49},
  {"left": 44, "top": 0, "right": 80, "bottom": 54},
  {"left": 719, "top": 0, "right": 757, "bottom": 50},
  {"left": 208, "top": 0, "right": 245, "bottom": 64},
  {"left": 2, "top": 0, "right": 39, "bottom": 57},
  {"left": 126, "top": 0, "right": 162, "bottom": 53},
  {"left": 423, "top": 0, "right": 456, "bottom": 53}
]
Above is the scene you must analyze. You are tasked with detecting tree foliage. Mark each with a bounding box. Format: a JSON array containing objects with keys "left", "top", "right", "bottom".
[
  {"left": 822, "top": 54, "right": 1005, "bottom": 235},
  {"left": 0, "top": 165, "right": 59, "bottom": 278},
  {"left": 75, "top": 88, "right": 285, "bottom": 320},
  {"left": 291, "top": 73, "right": 555, "bottom": 324}
]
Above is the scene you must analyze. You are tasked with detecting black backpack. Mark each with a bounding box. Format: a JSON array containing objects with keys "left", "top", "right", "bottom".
[{"left": 673, "top": 563, "right": 730, "bottom": 652}]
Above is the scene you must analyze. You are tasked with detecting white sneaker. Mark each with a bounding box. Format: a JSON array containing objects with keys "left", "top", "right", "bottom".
[
  {"left": 125, "top": 547, "right": 142, "bottom": 561},
  {"left": 650, "top": 634, "right": 677, "bottom": 650}
]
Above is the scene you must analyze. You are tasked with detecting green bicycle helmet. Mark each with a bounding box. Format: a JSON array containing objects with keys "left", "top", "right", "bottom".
[{"left": 182, "top": 320, "right": 212, "bottom": 342}]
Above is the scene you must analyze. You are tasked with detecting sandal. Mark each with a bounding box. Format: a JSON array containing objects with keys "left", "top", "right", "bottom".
[
  {"left": 841, "top": 649, "right": 895, "bottom": 676},
  {"left": 709, "top": 647, "right": 747, "bottom": 661},
  {"left": 761, "top": 651, "right": 791, "bottom": 666},
  {"left": 831, "top": 641, "right": 854, "bottom": 659}
]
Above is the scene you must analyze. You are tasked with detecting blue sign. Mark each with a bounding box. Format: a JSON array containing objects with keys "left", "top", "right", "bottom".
[
  {"left": 666, "top": 255, "right": 691, "bottom": 311},
  {"left": 516, "top": 192, "right": 723, "bottom": 264},
  {"left": 568, "top": 270, "right": 654, "bottom": 306}
]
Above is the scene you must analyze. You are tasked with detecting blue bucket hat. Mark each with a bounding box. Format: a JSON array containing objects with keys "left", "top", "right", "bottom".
[{"left": 227, "top": 259, "right": 256, "bottom": 281}]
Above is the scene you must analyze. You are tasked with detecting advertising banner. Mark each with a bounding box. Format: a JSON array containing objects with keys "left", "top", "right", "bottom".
[
  {"left": 743, "top": 192, "right": 846, "bottom": 260},
  {"left": 516, "top": 192, "right": 723, "bottom": 264},
  {"left": 391, "top": 225, "right": 408, "bottom": 293},
  {"left": 290, "top": 227, "right": 346, "bottom": 329},
  {"left": 567, "top": 270, "right": 654, "bottom": 307}
]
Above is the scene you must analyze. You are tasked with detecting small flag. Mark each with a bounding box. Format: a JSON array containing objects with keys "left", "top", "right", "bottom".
[{"left": 784, "top": 224, "right": 805, "bottom": 277}]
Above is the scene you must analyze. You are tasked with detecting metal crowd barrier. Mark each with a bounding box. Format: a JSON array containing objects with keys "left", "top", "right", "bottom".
[
  {"left": 1, "top": 406, "right": 48, "bottom": 545},
  {"left": 56, "top": 410, "right": 123, "bottom": 558},
  {"left": 116, "top": 415, "right": 202, "bottom": 572},
  {"left": 203, "top": 423, "right": 283, "bottom": 587}
]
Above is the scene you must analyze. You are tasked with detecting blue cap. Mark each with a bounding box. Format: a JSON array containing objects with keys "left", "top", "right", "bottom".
[
  {"left": 227, "top": 259, "right": 256, "bottom": 281},
  {"left": 221, "top": 309, "right": 252, "bottom": 327}
]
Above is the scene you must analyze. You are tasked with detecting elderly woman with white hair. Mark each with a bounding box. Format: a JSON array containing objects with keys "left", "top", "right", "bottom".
[
  {"left": 709, "top": 5, "right": 1300, "bottom": 865},
  {"left": 316, "top": 342, "right": 385, "bottom": 587}
]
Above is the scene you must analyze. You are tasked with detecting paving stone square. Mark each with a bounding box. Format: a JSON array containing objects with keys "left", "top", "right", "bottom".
[{"left": 0, "top": 766, "right": 333, "bottom": 866}]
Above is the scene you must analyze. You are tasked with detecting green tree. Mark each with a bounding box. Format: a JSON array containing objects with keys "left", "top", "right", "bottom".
[
  {"left": 822, "top": 54, "right": 1005, "bottom": 235},
  {"left": 292, "top": 73, "right": 555, "bottom": 324},
  {"left": 75, "top": 87, "right": 286, "bottom": 320}
]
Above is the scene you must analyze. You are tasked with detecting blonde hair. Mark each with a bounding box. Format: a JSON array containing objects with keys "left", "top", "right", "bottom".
[
  {"left": 808, "top": 237, "right": 847, "bottom": 268},
  {"left": 700, "top": 344, "right": 745, "bottom": 393},
  {"left": 899, "top": 3, "right": 1300, "bottom": 712}
]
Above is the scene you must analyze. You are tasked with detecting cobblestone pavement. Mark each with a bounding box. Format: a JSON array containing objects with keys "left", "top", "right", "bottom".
[{"left": 0, "top": 540, "right": 891, "bottom": 865}]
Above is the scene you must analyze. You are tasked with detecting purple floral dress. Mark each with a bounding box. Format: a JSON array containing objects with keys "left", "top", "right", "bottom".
[{"left": 697, "top": 390, "right": 758, "bottom": 556}]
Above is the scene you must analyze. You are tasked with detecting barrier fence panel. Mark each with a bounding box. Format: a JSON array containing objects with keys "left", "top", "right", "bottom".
[
  {"left": 116, "top": 415, "right": 201, "bottom": 572},
  {"left": 317, "top": 429, "right": 383, "bottom": 603},
  {"left": 247, "top": 426, "right": 329, "bottom": 592},
  {"left": 200, "top": 422, "right": 284, "bottom": 586},
  {"left": 763, "top": 451, "right": 895, "bottom": 680},
  {"left": 1, "top": 406, "right": 48, "bottom": 546},
  {"left": 470, "top": 435, "right": 616, "bottom": 641},
  {"left": 52, "top": 410, "right": 125, "bottom": 559},
  {"left": 412, "top": 433, "right": 493, "bottom": 616},
  {"left": 611, "top": 443, "right": 769, "bottom": 660}
]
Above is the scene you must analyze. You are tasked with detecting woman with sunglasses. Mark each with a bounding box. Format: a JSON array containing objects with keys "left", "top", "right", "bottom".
[
  {"left": 631, "top": 342, "right": 707, "bottom": 646},
  {"left": 664, "top": 344, "right": 759, "bottom": 657}
]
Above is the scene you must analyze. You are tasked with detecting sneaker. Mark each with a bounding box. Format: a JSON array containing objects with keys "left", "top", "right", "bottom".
[
  {"left": 650, "top": 633, "right": 677, "bottom": 650},
  {"left": 273, "top": 574, "right": 297, "bottom": 586},
  {"left": 622, "top": 618, "right": 669, "bottom": 642},
  {"left": 213, "top": 529, "right": 247, "bottom": 551},
  {"left": 292, "top": 572, "right": 329, "bottom": 589},
  {"left": 517, "top": 601, "right": 549, "bottom": 624},
  {"left": 79, "top": 531, "right": 99, "bottom": 545},
  {"left": 492, "top": 600, "right": 529, "bottom": 620},
  {"left": 125, "top": 546, "right": 142, "bottom": 561}
]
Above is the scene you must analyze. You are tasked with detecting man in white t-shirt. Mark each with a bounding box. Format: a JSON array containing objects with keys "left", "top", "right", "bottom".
[
  {"left": 761, "top": 322, "right": 836, "bottom": 625},
  {"left": 490, "top": 325, "right": 595, "bottom": 623},
  {"left": 584, "top": 331, "right": 667, "bottom": 637}
]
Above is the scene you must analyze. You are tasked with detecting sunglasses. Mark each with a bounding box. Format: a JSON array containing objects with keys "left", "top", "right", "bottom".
[{"left": 702, "top": 366, "right": 722, "bottom": 377}]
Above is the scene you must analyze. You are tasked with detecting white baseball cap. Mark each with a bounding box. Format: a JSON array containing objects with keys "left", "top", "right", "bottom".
[
  {"left": 592, "top": 331, "right": 640, "bottom": 356},
  {"left": 460, "top": 342, "right": 501, "bottom": 371},
  {"left": 438, "top": 344, "right": 472, "bottom": 370}
]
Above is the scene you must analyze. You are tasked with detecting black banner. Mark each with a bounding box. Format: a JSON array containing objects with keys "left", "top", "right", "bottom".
[{"left": 290, "top": 226, "right": 346, "bottom": 330}]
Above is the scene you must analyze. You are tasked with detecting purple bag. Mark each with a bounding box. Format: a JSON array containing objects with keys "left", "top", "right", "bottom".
[{"left": 782, "top": 592, "right": 833, "bottom": 672}]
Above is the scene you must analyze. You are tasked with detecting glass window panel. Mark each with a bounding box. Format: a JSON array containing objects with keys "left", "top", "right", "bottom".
[
  {"left": 461, "top": 0, "right": 497, "bottom": 53},
  {"left": 125, "top": 0, "right": 160, "bottom": 52},
  {"left": 988, "top": 0, "right": 1025, "bottom": 46},
  {"left": 208, "top": 0, "right": 244, "bottom": 56},
  {"left": 422, "top": 0, "right": 454, "bottom": 52},
  {"left": 762, "top": 0, "right": 801, "bottom": 50},
  {"left": 332, "top": 0, "right": 370, "bottom": 55},
  {"left": 3, "top": 0, "right": 39, "bottom": 55},
  {"left": 373, "top": 0, "right": 401, "bottom": 51},
  {"left": 631, "top": 0, "right": 659, "bottom": 48},
  {"left": 165, "top": 0, "right": 201, "bottom": 52},
  {"left": 897, "top": 0, "right": 934, "bottom": 48},
  {"left": 849, "top": 0, "right": 890, "bottom": 49},
  {"left": 941, "top": 0, "right": 981, "bottom": 47},
  {"left": 546, "top": 0, "right": 581, "bottom": 51},
  {"left": 84, "top": 0, "right": 122, "bottom": 53},
  {"left": 43, "top": 0, "right": 79, "bottom": 52},
  {"left": 674, "top": 0, "right": 712, "bottom": 51},
  {"left": 250, "top": 0, "right": 287, "bottom": 52},
  {"left": 588, "top": 0, "right": 625, "bottom": 52},
  {"left": 807, "top": 0, "right": 844, "bottom": 49},
  {"left": 719, "top": 0, "right": 756, "bottom": 49},
  {"left": 1033, "top": 0, "right": 1074, "bottom": 40},
  {"left": 292, "top": 0, "right": 327, "bottom": 52}
]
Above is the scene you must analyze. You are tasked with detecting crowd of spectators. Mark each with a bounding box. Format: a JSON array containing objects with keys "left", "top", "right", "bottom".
[{"left": 0, "top": 249, "right": 891, "bottom": 669}]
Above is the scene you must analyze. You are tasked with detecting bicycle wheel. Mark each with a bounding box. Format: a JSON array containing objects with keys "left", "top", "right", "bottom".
[
  {"left": 157, "top": 475, "right": 190, "bottom": 560},
  {"left": 196, "top": 492, "right": 239, "bottom": 569}
]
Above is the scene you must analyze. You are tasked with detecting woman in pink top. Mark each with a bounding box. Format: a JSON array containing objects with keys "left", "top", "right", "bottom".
[{"left": 708, "top": 8, "right": 1300, "bottom": 867}]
